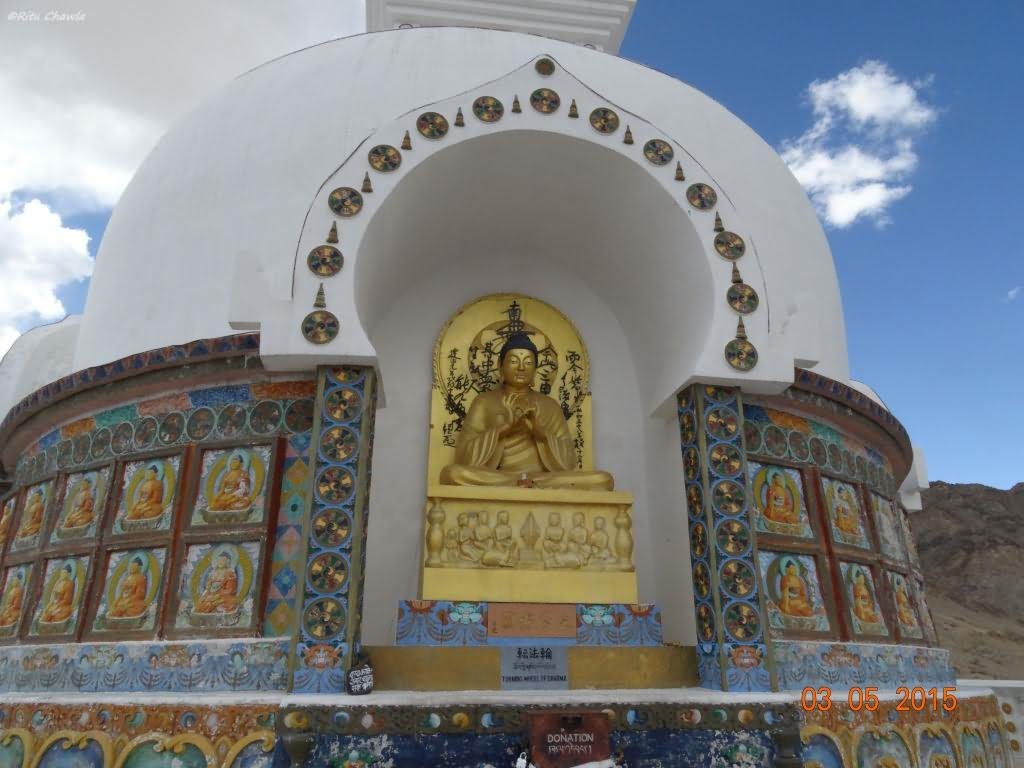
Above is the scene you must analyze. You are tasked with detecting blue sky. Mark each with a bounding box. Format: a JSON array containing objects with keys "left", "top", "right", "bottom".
[{"left": 3, "top": 0, "right": 1020, "bottom": 488}]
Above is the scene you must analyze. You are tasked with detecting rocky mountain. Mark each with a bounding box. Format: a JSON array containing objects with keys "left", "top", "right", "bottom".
[{"left": 914, "top": 481, "right": 1024, "bottom": 679}]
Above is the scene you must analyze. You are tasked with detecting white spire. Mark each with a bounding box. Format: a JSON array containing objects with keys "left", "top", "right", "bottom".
[{"left": 366, "top": 0, "right": 637, "bottom": 53}]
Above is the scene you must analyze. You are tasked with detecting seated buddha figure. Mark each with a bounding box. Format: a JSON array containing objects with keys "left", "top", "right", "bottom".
[
  {"left": 40, "top": 565, "right": 76, "bottom": 623},
  {"left": 894, "top": 579, "right": 917, "bottom": 628},
  {"left": 126, "top": 465, "right": 164, "bottom": 520},
  {"left": 16, "top": 488, "right": 46, "bottom": 539},
  {"left": 587, "top": 516, "right": 614, "bottom": 562},
  {"left": 762, "top": 472, "right": 798, "bottom": 525},
  {"left": 196, "top": 552, "right": 240, "bottom": 614},
  {"left": 778, "top": 561, "right": 815, "bottom": 617},
  {"left": 852, "top": 570, "right": 881, "bottom": 624},
  {"left": 209, "top": 454, "right": 252, "bottom": 512},
  {"left": 440, "top": 333, "right": 613, "bottom": 491},
  {"left": 108, "top": 557, "right": 148, "bottom": 618},
  {"left": 0, "top": 573, "right": 24, "bottom": 627},
  {"left": 63, "top": 478, "right": 95, "bottom": 529},
  {"left": 833, "top": 486, "right": 862, "bottom": 535}
]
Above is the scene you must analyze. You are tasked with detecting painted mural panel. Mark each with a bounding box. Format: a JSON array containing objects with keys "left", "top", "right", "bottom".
[
  {"left": 855, "top": 729, "right": 914, "bottom": 768},
  {"left": 174, "top": 541, "right": 261, "bottom": 630},
  {"left": 12, "top": 480, "right": 53, "bottom": 551},
  {"left": 191, "top": 445, "right": 272, "bottom": 527},
  {"left": 899, "top": 506, "right": 923, "bottom": 572},
  {"left": 758, "top": 551, "right": 831, "bottom": 635},
  {"left": 113, "top": 456, "right": 181, "bottom": 535},
  {"left": 918, "top": 727, "right": 958, "bottom": 768},
  {"left": 961, "top": 727, "right": 987, "bottom": 768},
  {"left": 821, "top": 477, "right": 870, "bottom": 550},
  {"left": 888, "top": 571, "right": 923, "bottom": 641},
  {"left": 0, "top": 563, "right": 31, "bottom": 639},
  {"left": 93, "top": 548, "right": 167, "bottom": 632},
  {"left": 913, "top": 577, "right": 939, "bottom": 644},
  {"left": 748, "top": 462, "right": 812, "bottom": 538},
  {"left": 840, "top": 561, "right": 888, "bottom": 638},
  {"left": 870, "top": 493, "right": 905, "bottom": 563},
  {"left": 28, "top": 555, "right": 90, "bottom": 638},
  {"left": 0, "top": 495, "right": 15, "bottom": 551},
  {"left": 51, "top": 466, "right": 111, "bottom": 544}
]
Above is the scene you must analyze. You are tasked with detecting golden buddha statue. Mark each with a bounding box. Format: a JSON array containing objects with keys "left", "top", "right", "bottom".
[
  {"left": 778, "top": 561, "right": 815, "bottom": 617},
  {"left": 440, "top": 333, "right": 613, "bottom": 491},
  {"left": 108, "top": 557, "right": 148, "bottom": 618}
]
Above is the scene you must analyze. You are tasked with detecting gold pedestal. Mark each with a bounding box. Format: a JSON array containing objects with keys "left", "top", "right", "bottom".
[{"left": 421, "top": 485, "right": 638, "bottom": 604}]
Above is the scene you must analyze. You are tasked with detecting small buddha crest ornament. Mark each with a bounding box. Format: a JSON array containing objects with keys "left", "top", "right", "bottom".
[{"left": 346, "top": 652, "right": 374, "bottom": 695}]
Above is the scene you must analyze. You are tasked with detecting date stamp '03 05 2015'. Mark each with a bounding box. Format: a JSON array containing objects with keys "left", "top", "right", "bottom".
[{"left": 801, "top": 686, "right": 959, "bottom": 713}]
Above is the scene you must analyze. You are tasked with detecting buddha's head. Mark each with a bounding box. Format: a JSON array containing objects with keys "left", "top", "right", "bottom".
[
  {"left": 468, "top": 512, "right": 478, "bottom": 527},
  {"left": 573, "top": 511, "right": 585, "bottom": 527},
  {"left": 479, "top": 511, "right": 489, "bottom": 525},
  {"left": 130, "top": 557, "right": 143, "bottom": 574},
  {"left": 458, "top": 512, "right": 468, "bottom": 526},
  {"left": 216, "top": 552, "right": 231, "bottom": 570},
  {"left": 230, "top": 455, "right": 243, "bottom": 470},
  {"left": 594, "top": 516, "right": 605, "bottom": 531},
  {"left": 498, "top": 333, "right": 538, "bottom": 389},
  {"left": 497, "top": 510, "right": 509, "bottom": 525},
  {"left": 785, "top": 562, "right": 799, "bottom": 577},
  {"left": 549, "top": 512, "right": 561, "bottom": 527}
]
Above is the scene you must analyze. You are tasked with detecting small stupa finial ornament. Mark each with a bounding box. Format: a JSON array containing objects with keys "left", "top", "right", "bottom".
[
  {"left": 401, "top": 130, "right": 412, "bottom": 150},
  {"left": 675, "top": 161, "right": 685, "bottom": 181},
  {"left": 455, "top": 107, "right": 465, "bottom": 127},
  {"left": 326, "top": 221, "right": 339, "bottom": 244},
  {"left": 511, "top": 94, "right": 522, "bottom": 113},
  {"left": 731, "top": 263, "right": 742, "bottom": 284},
  {"left": 623, "top": 125, "right": 634, "bottom": 145},
  {"left": 714, "top": 212, "right": 724, "bottom": 233},
  {"left": 314, "top": 283, "right": 327, "bottom": 309},
  {"left": 735, "top": 317, "right": 747, "bottom": 340},
  {"left": 568, "top": 99, "right": 579, "bottom": 118},
  {"left": 361, "top": 172, "right": 373, "bottom": 194}
]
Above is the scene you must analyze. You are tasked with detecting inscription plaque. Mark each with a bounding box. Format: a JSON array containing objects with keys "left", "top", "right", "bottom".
[
  {"left": 488, "top": 603, "right": 577, "bottom": 639},
  {"left": 527, "top": 711, "right": 612, "bottom": 768}
]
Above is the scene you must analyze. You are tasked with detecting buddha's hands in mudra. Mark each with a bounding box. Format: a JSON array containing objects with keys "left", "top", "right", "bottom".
[{"left": 497, "top": 394, "right": 544, "bottom": 440}]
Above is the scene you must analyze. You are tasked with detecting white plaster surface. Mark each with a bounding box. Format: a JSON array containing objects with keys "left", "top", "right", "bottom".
[
  {"left": 69, "top": 26, "right": 847, "bottom": 388},
  {"left": 0, "top": 315, "right": 80, "bottom": 424}
]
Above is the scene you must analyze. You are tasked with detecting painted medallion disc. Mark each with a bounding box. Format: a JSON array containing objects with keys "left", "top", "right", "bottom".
[
  {"left": 301, "top": 311, "right": 340, "bottom": 344},
  {"left": 686, "top": 183, "right": 718, "bottom": 210},
  {"left": 530, "top": 88, "right": 560, "bottom": 113},
  {"left": 714, "top": 231, "right": 746, "bottom": 260},
  {"left": 472, "top": 96, "right": 504, "bottom": 122},
  {"left": 307, "top": 246, "right": 343, "bottom": 277},
  {"left": 589, "top": 107, "right": 620, "bottom": 134},
  {"left": 416, "top": 111, "right": 450, "bottom": 139},
  {"left": 643, "top": 139, "right": 674, "bottom": 166},
  {"left": 725, "top": 338, "right": 758, "bottom": 371},
  {"left": 727, "top": 283, "right": 759, "bottom": 313},
  {"left": 368, "top": 144, "right": 402, "bottom": 172},
  {"left": 328, "top": 187, "right": 363, "bottom": 217}
]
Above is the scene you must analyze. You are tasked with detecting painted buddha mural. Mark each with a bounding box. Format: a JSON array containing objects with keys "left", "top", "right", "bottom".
[
  {"left": 440, "top": 333, "right": 614, "bottom": 491},
  {"left": 108, "top": 557, "right": 148, "bottom": 618}
]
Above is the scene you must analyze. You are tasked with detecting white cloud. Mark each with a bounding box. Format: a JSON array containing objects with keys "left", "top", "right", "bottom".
[
  {"left": 1008, "top": 286, "right": 1021, "bottom": 302},
  {"left": 781, "top": 61, "right": 936, "bottom": 228},
  {"left": 0, "top": 199, "right": 92, "bottom": 358},
  {"left": 0, "top": 0, "right": 365, "bottom": 358}
]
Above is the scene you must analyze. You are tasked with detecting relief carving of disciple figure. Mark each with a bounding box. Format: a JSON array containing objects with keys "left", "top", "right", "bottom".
[
  {"left": 40, "top": 564, "right": 76, "bottom": 623},
  {"left": 208, "top": 453, "right": 252, "bottom": 512},
  {"left": 778, "top": 560, "right": 815, "bottom": 617},
  {"left": 0, "top": 573, "right": 24, "bottom": 627},
  {"left": 196, "top": 551, "right": 239, "bottom": 614},
  {"left": 126, "top": 465, "right": 164, "bottom": 520},
  {"left": 108, "top": 556, "right": 148, "bottom": 618},
  {"left": 63, "top": 478, "right": 95, "bottom": 529}
]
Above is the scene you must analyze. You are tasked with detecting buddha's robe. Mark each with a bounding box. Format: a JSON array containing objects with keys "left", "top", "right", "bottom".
[
  {"left": 17, "top": 495, "right": 44, "bottom": 538},
  {"left": 0, "top": 579, "right": 23, "bottom": 626},
  {"left": 126, "top": 476, "right": 163, "bottom": 520},
  {"left": 197, "top": 567, "right": 239, "bottom": 613},
  {"left": 895, "top": 586, "right": 916, "bottom": 627},
  {"left": 778, "top": 570, "right": 814, "bottom": 617},
  {"left": 0, "top": 509, "right": 12, "bottom": 549},
  {"left": 64, "top": 487, "right": 95, "bottom": 528},
  {"left": 853, "top": 580, "right": 880, "bottom": 623},
  {"left": 109, "top": 569, "right": 148, "bottom": 618},
  {"left": 210, "top": 468, "right": 251, "bottom": 511},
  {"left": 441, "top": 388, "right": 613, "bottom": 490},
  {"left": 764, "top": 479, "right": 796, "bottom": 524},
  {"left": 40, "top": 574, "right": 75, "bottom": 623}
]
